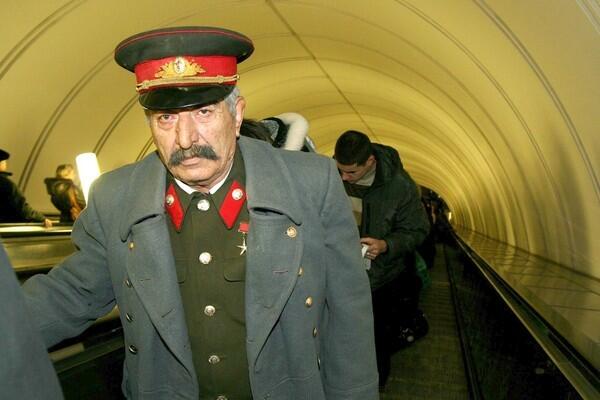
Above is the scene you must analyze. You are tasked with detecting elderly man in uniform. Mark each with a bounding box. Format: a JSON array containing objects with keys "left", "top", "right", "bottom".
[{"left": 23, "top": 27, "right": 378, "bottom": 399}]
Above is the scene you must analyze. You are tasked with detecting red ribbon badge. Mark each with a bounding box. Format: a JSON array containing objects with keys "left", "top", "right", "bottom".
[
  {"left": 238, "top": 221, "right": 249, "bottom": 234},
  {"left": 237, "top": 220, "right": 249, "bottom": 255}
]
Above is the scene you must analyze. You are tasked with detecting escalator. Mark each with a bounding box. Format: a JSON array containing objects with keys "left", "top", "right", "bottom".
[
  {"left": 4, "top": 224, "right": 597, "bottom": 399},
  {"left": 381, "top": 233, "right": 597, "bottom": 399}
]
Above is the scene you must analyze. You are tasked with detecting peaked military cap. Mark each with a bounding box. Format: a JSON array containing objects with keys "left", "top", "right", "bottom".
[
  {"left": 114, "top": 26, "right": 254, "bottom": 110},
  {"left": 0, "top": 149, "right": 9, "bottom": 162}
]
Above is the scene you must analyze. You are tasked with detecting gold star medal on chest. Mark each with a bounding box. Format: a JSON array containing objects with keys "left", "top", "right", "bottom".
[{"left": 237, "top": 221, "right": 249, "bottom": 255}]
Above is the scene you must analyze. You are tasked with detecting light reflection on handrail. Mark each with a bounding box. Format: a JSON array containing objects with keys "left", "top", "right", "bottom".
[{"left": 0, "top": 223, "right": 72, "bottom": 237}]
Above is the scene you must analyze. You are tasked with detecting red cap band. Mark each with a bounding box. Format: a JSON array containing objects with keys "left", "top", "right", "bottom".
[{"left": 134, "top": 55, "right": 238, "bottom": 92}]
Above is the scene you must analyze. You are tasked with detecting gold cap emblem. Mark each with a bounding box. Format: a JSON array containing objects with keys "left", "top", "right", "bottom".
[{"left": 155, "top": 57, "right": 205, "bottom": 79}]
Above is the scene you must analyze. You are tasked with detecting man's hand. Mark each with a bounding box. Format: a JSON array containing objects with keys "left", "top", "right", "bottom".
[
  {"left": 360, "top": 237, "right": 388, "bottom": 260},
  {"left": 43, "top": 218, "right": 53, "bottom": 228}
]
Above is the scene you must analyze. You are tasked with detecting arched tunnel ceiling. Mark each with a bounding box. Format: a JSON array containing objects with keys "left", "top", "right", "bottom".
[{"left": 1, "top": 0, "right": 599, "bottom": 278}]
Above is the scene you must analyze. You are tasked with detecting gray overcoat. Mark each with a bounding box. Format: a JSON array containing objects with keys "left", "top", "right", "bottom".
[
  {"left": 0, "top": 243, "right": 63, "bottom": 400},
  {"left": 23, "top": 137, "right": 379, "bottom": 399}
]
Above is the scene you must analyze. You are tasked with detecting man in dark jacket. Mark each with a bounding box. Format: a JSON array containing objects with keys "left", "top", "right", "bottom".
[
  {"left": 0, "top": 149, "right": 52, "bottom": 227},
  {"left": 335, "top": 130, "right": 430, "bottom": 389}
]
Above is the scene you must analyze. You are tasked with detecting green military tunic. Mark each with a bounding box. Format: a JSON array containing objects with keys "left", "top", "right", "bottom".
[{"left": 166, "top": 147, "right": 252, "bottom": 399}]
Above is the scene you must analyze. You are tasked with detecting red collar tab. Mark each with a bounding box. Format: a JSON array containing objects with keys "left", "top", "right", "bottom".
[
  {"left": 134, "top": 55, "right": 238, "bottom": 92},
  {"left": 219, "top": 180, "right": 246, "bottom": 229},
  {"left": 165, "top": 183, "right": 184, "bottom": 231}
]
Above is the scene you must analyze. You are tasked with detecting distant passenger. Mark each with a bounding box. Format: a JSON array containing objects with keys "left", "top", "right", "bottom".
[
  {"left": 44, "top": 163, "right": 86, "bottom": 223},
  {"left": 417, "top": 193, "right": 437, "bottom": 269},
  {"left": 0, "top": 243, "right": 63, "bottom": 399},
  {"left": 23, "top": 26, "right": 378, "bottom": 399},
  {"left": 334, "top": 130, "right": 430, "bottom": 391},
  {"left": 0, "top": 149, "right": 53, "bottom": 227}
]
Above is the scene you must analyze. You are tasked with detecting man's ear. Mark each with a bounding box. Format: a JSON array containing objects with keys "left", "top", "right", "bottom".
[{"left": 235, "top": 96, "right": 246, "bottom": 138}]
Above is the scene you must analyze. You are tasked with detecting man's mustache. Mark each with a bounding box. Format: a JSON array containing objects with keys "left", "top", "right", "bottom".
[{"left": 168, "top": 144, "right": 219, "bottom": 166}]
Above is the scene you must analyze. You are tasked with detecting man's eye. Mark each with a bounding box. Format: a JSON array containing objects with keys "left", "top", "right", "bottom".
[
  {"left": 158, "top": 114, "right": 175, "bottom": 122},
  {"left": 196, "top": 108, "right": 213, "bottom": 116}
]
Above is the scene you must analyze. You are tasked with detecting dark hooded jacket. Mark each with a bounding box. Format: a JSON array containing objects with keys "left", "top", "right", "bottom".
[
  {"left": 0, "top": 172, "right": 47, "bottom": 223},
  {"left": 344, "top": 143, "right": 430, "bottom": 290}
]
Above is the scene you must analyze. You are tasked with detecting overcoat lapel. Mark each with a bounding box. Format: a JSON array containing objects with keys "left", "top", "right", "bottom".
[
  {"left": 118, "top": 153, "right": 195, "bottom": 378},
  {"left": 238, "top": 137, "right": 305, "bottom": 367}
]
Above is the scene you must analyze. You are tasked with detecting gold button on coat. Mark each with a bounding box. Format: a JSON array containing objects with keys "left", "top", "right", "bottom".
[
  {"left": 286, "top": 226, "right": 297, "bottom": 238},
  {"left": 128, "top": 242, "right": 135, "bottom": 250},
  {"left": 125, "top": 278, "right": 132, "bottom": 288},
  {"left": 216, "top": 396, "right": 228, "bottom": 400},
  {"left": 125, "top": 313, "right": 133, "bottom": 322},
  {"left": 232, "top": 188, "right": 244, "bottom": 200},
  {"left": 197, "top": 199, "right": 210, "bottom": 211},
  {"left": 298, "top": 267, "right": 304, "bottom": 276},
  {"left": 204, "top": 305, "right": 216, "bottom": 317},
  {"left": 208, "top": 355, "right": 220, "bottom": 364},
  {"left": 128, "top": 345, "right": 138, "bottom": 354},
  {"left": 313, "top": 327, "right": 318, "bottom": 337},
  {"left": 305, "top": 297, "right": 313, "bottom": 307},
  {"left": 199, "top": 252, "right": 212, "bottom": 264}
]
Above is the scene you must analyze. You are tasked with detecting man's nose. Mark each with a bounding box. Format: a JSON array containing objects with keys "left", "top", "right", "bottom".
[
  {"left": 175, "top": 113, "right": 198, "bottom": 149},
  {"left": 341, "top": 172, "right": 352, "bottom": 182}
]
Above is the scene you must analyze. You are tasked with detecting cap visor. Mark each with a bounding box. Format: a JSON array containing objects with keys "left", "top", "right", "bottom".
[{"left": 139, "top": 85, "right": 234, "bottom": 110}]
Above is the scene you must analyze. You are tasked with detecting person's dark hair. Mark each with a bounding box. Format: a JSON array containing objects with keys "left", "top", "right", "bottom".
[
  {"left": 55, "top": 164, "right": 74, "bottom": 178},
  {"left": 240, "top": 119, "right": 274, "bottom": 144},
  {"left": 334, "top": 130, "right": 373, "bottom": 165}
]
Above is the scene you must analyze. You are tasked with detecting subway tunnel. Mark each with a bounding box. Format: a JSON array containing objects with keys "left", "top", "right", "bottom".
[{"left": 1, "top": 1, "right": 598, "bottom": 399}]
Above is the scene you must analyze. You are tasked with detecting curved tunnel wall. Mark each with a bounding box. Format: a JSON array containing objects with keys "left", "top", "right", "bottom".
[{"left": 1, "top": 0, "right": 598, "bottom": 279}]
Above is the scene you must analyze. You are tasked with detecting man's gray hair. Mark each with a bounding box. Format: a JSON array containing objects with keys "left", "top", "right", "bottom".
[{"left": 224, "top": 86, "right": 240, "bottom": 117}]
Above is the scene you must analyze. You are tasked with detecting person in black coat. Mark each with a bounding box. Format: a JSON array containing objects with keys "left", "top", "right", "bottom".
[{"left": 0, "top": 149, "right": 52, "bottom": 227}]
